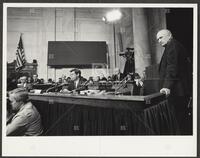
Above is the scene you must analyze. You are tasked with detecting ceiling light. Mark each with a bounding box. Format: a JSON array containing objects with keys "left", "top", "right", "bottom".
[{"left": 103, "top": 10, "right": 122, "bottom": 22}]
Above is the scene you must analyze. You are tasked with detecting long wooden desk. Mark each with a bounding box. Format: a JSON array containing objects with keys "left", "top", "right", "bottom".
[{"left": 29, "top": 93, "right": 179, "bottom": 136}]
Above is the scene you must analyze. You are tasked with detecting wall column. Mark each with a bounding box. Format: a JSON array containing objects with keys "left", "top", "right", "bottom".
[{"left": 132, "top": 8, "right": 152, "bottom": 76}]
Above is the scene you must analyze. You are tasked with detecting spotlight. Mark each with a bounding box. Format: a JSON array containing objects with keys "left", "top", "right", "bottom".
[{"left": 103, "top": 10, "right": 122, "bottom": 22}]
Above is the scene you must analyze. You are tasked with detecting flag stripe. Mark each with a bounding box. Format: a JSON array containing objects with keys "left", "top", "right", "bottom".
[
  {"left": 15, "top": 35, "right": 26, "bottom": 71},
  {"left": 16, "top": 54, "right": 23, "bottom": 65},
  {"left": 16, "top": 51, "right": 23, "bottom": 68},
  {"left": 17, "top": 50, "right": 24, "bottom": 61}
]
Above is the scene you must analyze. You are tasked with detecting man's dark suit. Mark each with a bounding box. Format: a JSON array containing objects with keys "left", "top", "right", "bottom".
[
  {"left": 111, "top": 73, "right": 124, "bottom": 81},
  {"left": 159, "top": 38, "right": 192, "bottom": 134},
  {"left": 159, "top": 39, "right": 191, "bottom": 96},
  {"left": 33, "top": 79, "right": 41, "bottom": 84},
  {"left": 66, "top": 77, "right": 87, "bottom": 91}
]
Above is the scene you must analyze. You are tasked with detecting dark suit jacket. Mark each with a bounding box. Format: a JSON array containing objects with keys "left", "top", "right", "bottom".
[
  {"left": 111, "top": 73, "right": 124, "bottom": 81},
  {"left": 159, "top": 39, "right": 192, "bottom": 96},
  {"left": 66, "top": 77, "right": 87, "bottom": 91},
  {"left": 33, "top": 79, "right": 41, "bottom": 84}
]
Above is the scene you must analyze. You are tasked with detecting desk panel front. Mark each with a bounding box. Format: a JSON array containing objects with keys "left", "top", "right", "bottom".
[{"left": 29, "top": 93, "right": 179, "bottom": 136}]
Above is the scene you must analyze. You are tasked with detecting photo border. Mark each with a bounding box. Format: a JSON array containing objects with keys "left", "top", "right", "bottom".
[{"left": 1, "top": 0, "right": 199, "bottom": 157}]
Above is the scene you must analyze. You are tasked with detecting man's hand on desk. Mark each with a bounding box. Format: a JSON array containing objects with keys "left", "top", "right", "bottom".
[
  {"left": 134, "top": 79, "right": 143, "bottom": 87},
  {"left": 160, "top": 88, "right": 170, "bottom": 97},
  {"left": 60, "top": 89, "right": 72, "bottom": 94},
  {"left": 60, "top": 89, "right": 79, "bottom": 95}
]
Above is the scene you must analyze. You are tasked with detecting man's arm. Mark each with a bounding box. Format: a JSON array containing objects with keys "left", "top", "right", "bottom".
[
  {"left": 7, "top": 115, "right": 28, "bottom": 136},
  {"left": 160, "top": 45, "right": 179, "bottom": 96},
  {"left": 163, "top": 46, "right": 179, "bottom": 89}
]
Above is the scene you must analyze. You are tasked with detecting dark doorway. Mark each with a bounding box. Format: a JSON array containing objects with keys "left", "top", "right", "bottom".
[
  {"left": 166, "top": 8, "right": 193, "bottom": 135},
  {"left": 166, "top": 8, "right": 193, "bottom": 61}
]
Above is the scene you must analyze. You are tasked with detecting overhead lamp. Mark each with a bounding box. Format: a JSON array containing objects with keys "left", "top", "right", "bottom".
[
  {"left": 102, "top": 9, "right": 122, "bottom": 22},
  {"left": 102, "top": 9, "right": 122, "bottom": 68}
]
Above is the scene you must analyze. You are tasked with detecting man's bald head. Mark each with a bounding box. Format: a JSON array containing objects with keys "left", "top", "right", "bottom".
[{"left": 156, "top": 29, "right": 173, "bottom": 47}]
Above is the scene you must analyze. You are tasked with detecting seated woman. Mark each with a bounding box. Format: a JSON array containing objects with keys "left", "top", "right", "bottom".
[{"left": 7, "top": 88, "right": 43, "bottom": 136}]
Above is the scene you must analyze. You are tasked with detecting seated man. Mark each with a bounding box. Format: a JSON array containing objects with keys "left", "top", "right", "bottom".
[
  {"left": 47, "top": 78, "right": 54, "bottom": 84},
  {"left": 40, "top": 78, "right": 45, "bottom": 84},
  {"left": 32, "top": 74, "right": 41, "bottom": 84},
  {"left": 7, "top": 88, "right": 43, "bottom": 136},
  {"left": 112, "top": 68, "right": 124, "bottom": 81},
  {"left": 27, "top": 76, "right": 33, "bottom": 84},
  {"left": 93, "top": 76, "right": 100, "bottom": 82},
  {"left": 132, "top": 73, "right": 144, "bottom": 95},
  {"left": 7, "top": 96, "right": 14, "bottom": 124},
  {"left": 17, "top": 76, "right": 27, "bottom": 88},
  {"left": 17, "top": 76, "right": 32, "bottom": 91},
  {"left": 61, "top": 68, "right": 87, "bottom": 93},
  {"left": 57, "top": 78, "right": 63, "bottom": 84},
  {"left": 99, "top": 74, "right": 107, "bottom": 81},
  {"left": 87, "top": 76, "right": 94, "bottom": 85}
]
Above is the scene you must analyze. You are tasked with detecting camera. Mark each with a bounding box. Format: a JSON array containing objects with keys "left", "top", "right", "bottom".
[{"left": 119, "top": 47, "right": 134, "bottom": 59}]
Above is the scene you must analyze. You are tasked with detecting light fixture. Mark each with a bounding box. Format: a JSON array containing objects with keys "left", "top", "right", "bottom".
[
  {"left": 102, "top": 9, "right": 122, "bottom": 23},
  {"left": 102, "top": 9, "right": 122, "bottom": 68}
]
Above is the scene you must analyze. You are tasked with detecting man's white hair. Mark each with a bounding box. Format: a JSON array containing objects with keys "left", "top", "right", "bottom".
[
  {"left": 157, "top": 29, "right": 173, "bottom": 38},
  {"left": 9, "top": 88, "right": 29, "bottom": 103}
]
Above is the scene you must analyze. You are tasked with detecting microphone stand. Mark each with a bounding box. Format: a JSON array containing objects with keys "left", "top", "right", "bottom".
[
  {"left": 115, "top": 76, "right": 129, "bottom": 94},
  {"left": 72, "top": 80, "right": 89, "bottom": 92},
  {"left": 46, "top": 83, "right": 68, "bottom": 93}
]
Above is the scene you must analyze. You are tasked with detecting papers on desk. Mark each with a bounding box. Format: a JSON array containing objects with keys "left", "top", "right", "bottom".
[
  {"left": 29, "top": 89, "right": 42, "bottom": 94},
  {"left": 80, "top": 90, "right": 104, "bottom": 96}
]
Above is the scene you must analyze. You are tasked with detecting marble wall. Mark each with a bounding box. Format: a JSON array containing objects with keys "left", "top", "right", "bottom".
[
  {"left": 6, "top": 7, "right": 166, "bottom": 81},
  {"left": 132, "top": 8, "right": 166, "bottom": 76}
]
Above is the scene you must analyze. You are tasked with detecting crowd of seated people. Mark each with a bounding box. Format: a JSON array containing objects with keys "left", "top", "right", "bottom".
[
  {"left": 7, "top": 73, "right": 58, "bottom": 91},
  {"left": 6, "top": 68, "right": 145, "bottom": 136},
  {"left": 57, "top": 68, "right": 144, "bottom": 95},
  {"left": 7, "top": 68, "right": 145, "bottom": 95}
]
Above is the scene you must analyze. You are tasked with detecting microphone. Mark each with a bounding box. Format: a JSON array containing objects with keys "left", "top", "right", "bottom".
[
  {"left": 82, "top": 80, "right": 90, "bottom": 86},
  {"left": 46, "top": 83, "right": 69, "bottom": 93},
  {"left": 115, "top": 73, "right": 134, "bottom": 91},
  {"left": 73, "top": 80, "right": 89, "bottom": 92},
  {"left": 115, "top": 75, "right": 128, "bottom": 91}
]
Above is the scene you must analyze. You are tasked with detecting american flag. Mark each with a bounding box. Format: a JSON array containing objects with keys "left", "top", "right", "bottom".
[{"left": 15, "top": 35, "right": 26, "bottom": 71}]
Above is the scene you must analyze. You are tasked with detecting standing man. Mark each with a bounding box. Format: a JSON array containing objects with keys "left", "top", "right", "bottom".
[{"left": 157, "top": 29, "right": 192, "bottom": 135}]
